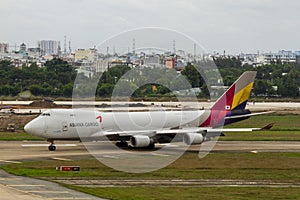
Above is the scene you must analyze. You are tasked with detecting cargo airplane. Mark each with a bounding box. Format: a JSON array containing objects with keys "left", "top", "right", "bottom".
[{"left": 24, "top": 71, "right": 272, "bottom": 151}]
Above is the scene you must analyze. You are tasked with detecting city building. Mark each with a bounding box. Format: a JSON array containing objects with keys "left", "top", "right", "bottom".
[
  {"left": 19, "top": 43, "right": 26, "bottom": 52},
  {"left": 296, "top": 55, "right": 300, "bottom": 64},
  {"left": 258, "top": 51, "right": 296, "bottom": 65},
  {"left": 38, "top": 40, "right": 61, "bottom": 55},
  {"left": 143, "top": 55, "right": 162, "bottom": 68},
  {"left": 165, "top": 57, "right": 175, "bottom": 69},
  {"left": 240, "top": 50, "right": 298, "bottom": 66},
  {"left": 0, "top": 43, "right": 9, "bottom": 53},
  {"left": 239, "top": 53, "right": 258, "bottom": 66},
  {"left": 74, "top": 48, "right": 97, "bottom": 62}
]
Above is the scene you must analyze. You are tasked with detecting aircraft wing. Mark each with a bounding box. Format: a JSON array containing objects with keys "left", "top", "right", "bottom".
[
  {"left": 90, "top": 123, "right": 274, "bottom": 138},
  {"left": 91, "top": 130, "right": 157, "bottom": 137},
  {"left": 155, "top": 125, "right": 273, "bottom": 134}
]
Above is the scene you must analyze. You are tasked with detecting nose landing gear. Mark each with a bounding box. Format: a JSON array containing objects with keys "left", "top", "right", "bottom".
[
  {"left": 47, "top": 139, "right": 56, "bottom": 151},
  {"left": 48, "top": 144, "right": 56, "bottom": 151}
]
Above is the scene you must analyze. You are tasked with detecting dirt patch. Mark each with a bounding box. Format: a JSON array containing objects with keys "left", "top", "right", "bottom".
[
  {"left": 29, "top": 100, "right": 57, "bottom": 108},
  {"left": 0, "top": 114, "right": 37, "bottom": 131}
]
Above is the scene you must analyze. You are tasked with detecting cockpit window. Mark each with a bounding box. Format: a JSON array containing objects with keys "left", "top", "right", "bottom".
[{"left": 41, "top": 113, "right": 51, "bottom": 116}]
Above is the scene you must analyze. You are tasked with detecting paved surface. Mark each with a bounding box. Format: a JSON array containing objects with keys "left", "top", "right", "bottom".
[
  {"left": 0, "top": 170, "right": 103, "bottom": 200},
  {"left": 0, "top": 141, "right": 102, "bottom": 200},
  {"left": 189, "top": 141, "right": 300, "bottom": 153},
  {"left": 54, "top": 178, "right": 300, "bottom": 188},
  {"left": 0, "top": 141, "right": 300, "bottom": 163},
  {"left": 0, "top": 140, "right": 299, "bottom": 199},
  {"left": 4, "top": 101, "right": 300, "bottom": 114}
]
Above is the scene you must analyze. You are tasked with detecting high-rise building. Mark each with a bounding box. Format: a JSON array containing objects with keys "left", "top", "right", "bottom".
[
  {"left": 0, "top": 43, "right": 9, "bottom": 53},
  {"left": 20, "top": 43, "right": 26, "bottom": 52},
  {"left": 296, "top": 55, "right": 300, "bottom": 64},
  {"left": 38, "top": 40, "right": 61, "bottom": 55}
]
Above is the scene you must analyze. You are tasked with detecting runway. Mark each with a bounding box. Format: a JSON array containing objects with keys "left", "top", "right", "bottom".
[
  {"left": 0, "top": 140, "right": 299, "bottom": 199},
  {"left": 0, "top": 141, "right": 299, "bottom": 164}
]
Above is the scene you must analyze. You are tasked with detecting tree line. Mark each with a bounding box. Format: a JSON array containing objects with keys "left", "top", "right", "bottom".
[
  {"left": 214, "top": 57, "right": 300, "bottom": 98},
  {"left": 0, "top": 57, "right": 299, "bottom": 99},
  {"left": 0, "top": 59, "right": 76, "bottom": 97}
]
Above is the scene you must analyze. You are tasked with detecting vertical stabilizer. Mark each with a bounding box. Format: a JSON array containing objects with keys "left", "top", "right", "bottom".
[{"left": 200, "top": 71, "right": 257, "bottom": 127}]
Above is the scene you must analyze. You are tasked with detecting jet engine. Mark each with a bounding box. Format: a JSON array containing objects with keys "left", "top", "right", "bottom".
[
  {"left": 183, "top": 133, "right": 204, "bottom": 145},
  {"left": 130, "top": 135, "right": 153, "bottom": 148}
]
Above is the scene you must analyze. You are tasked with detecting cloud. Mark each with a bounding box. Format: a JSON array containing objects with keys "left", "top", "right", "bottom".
[{"left": 0, "top": 0, "right": 299, "bottom": 53}]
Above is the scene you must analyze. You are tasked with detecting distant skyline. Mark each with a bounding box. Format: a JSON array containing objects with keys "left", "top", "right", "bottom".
[{"left": 1, "top": 0, "right": 300, "bottom": 54}]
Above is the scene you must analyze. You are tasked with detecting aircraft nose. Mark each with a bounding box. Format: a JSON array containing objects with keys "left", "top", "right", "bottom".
[{"left": 24, "top": 118, "right": 45, "bottom": 137}]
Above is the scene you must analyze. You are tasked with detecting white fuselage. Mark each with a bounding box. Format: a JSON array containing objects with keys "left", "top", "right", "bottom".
[{"left": 25, "top": 109, "right": 207, "bottom": 140}]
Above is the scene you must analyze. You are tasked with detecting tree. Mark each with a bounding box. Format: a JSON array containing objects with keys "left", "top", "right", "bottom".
[
  {"left": 253, "top": 80, "right": 268, "bottom": 96},
  {"left": 181, "top": 64, "right": 203, "bottom": 88},
  {"left": 278, "top": 77, "right": 299, "bottom": 98},
  {"left": 96, "top": 83, "right": 114, "bottom": 97}
]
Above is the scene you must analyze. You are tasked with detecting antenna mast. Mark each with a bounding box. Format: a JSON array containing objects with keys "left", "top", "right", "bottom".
[{"left": 64, "top": 36, "right": 67, "bottom": 55}]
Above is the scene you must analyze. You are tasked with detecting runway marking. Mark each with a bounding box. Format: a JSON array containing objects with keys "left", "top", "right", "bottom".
[
  {"left": 0, "top": 178, "right": 22, "bottom": 180},
  {"left": 52, "top": 157, "right": 73, "bottom": 161},
  {"left": 160, "top": 144, "right": 180, "bottom": 147},
  {"left": 22, "top": 144, "right": 77, "bottom": 147},
  {"left": 0, "top": 160, "right": 22, "bottom": 164},
  {"left": 30, "top": 190, "right": 70, "bottom": 194},
  {"left": 102, "top": 155, "right": 119, "bottom": 159},
  {"left": 250, "top": 151, "right": 258, "bottom": 154},
  {"left": 22, "top": 144, "right": 52, "bottom": 147},
  {"left": 52, "top": 198, "right": 91, "bottom": 200},
  {"left": 151, "top": 153, "right": 170, "bottom": 157},
  {"left": 8, "top": 184, "right": 45, "bottom": 187}
]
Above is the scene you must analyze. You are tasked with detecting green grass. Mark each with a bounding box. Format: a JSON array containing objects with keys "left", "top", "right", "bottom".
[
  {"left": 0, "top": 132, "right": 42, "bottom": 141},
  {"left": 66, "top": 186, "right": 300, "bottom": 200},
  {"left": 3, "top": 152, "right": 300, "bottom": 181},
  {"left": 3, "top": 152, "right": 300, "bottom": 200},
  {"left": 220, "top": 114, "right": 300, "bottom": 141},
  {"left": 2, "top": 152, "right": 300, "bottom": 200},
  {"left": 227, "top": 114, "right": 300, "bottom": 130},
  {"left": 219, "top": 131, "right": 300, "bottom": 141}
]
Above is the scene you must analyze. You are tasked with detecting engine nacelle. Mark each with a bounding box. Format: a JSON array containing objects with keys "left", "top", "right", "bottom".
[
  {"left": 183, "top": 133, "right": 204, "bottom": 145},
  {"left": 130, "top": 135, "right": 152, "bottom": 148}
]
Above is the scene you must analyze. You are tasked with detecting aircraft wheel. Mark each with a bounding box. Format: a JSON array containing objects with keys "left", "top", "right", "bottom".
[
  {"left": 116, "top": 141, "right": 128, "bottom": 148},
  {"left": 148, "top": 143, "right": 155, "bottom": 149},
  {"left": 48, "top": 145, "right": 56, "bottom": 151}
]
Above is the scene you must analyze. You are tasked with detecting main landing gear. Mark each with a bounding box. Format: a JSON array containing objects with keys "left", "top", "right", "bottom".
[
  {"left": 47, "top": 140, "right": 56, "bottom": 151},
  {"left": 116, "top": 141, "right": 129, "bottom": 148},
  {"left": 148, "top": 143, "right": 155, "bottom": 149},
  {"left": 115, "top": 141, "right": 155, "bottom": 149}
]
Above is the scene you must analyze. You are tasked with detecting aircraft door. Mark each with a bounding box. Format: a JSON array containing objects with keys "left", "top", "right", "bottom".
[{"left": 62, "top": 122, "right": 68, "bottom": 132}]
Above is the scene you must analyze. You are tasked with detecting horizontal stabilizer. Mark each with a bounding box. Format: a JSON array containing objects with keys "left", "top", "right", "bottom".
[
  {"left": 225, "top": 111, "right": 274, "bottom": 120},
  {"left": 261, "top": 123, "right": 275, "bottom": 130}
]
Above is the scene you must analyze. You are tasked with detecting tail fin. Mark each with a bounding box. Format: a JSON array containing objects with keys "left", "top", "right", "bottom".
[{"left": 200, "top": 71, "right": 257, "bottom": 127}]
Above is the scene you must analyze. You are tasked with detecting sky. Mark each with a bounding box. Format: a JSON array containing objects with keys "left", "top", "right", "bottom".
[{"left": 0, "top": 0, "right": 300, "bottom": 54}]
